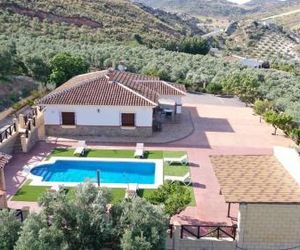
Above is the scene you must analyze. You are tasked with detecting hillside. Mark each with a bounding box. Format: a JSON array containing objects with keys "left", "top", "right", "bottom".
[
  {"left": 0, "top": 76, "right": 39, "bottom": 111},
  {"left": 259, "top": 7, "right": 300, "bottom": 37},
  {"left": 0, "top": 0, "right": 202, "bottom": 46},
  {"left": 225, "top": 20, "right": 300, "bottom": 61},
  {"left": 135, "top": 0, "right": 300, "bottom": 19},
  {"left": 134, "top": 0, "right": 250, "bottom": 18}
]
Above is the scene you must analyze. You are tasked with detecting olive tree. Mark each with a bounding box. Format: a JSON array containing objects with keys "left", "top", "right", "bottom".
[
  {"left": 253, "top": 99, "right": 273, "bottom": 122},
  {"left": 49, "top": 52, "right": 89, "bottom": 87},
  {"left": 0, "top": 209, "right": 22, "bottom": 250},
  {"left": 264, "top": 111, "right": 293, "bottom": 135},
  {"left": 112, "top": 197, "right": 169, "bottom": 250},
  {"left": 15, "top": 182, "right": 113, "bottom": 250}
]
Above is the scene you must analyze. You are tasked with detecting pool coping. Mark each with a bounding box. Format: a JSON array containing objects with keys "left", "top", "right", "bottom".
[{"left": 23, "top": 157, "right": 164, "bottom": 189}]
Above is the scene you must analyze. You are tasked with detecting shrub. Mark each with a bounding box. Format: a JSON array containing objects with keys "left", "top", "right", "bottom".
[
  {"left": 147, "top": 182, "right": 191, "bottom": 216},
  {"left": 289, "top": 128, "right": 300, "bottom": 145},
  {"left": 253, "top": 99, "right": 273, "bottom": 122},
  {"left": 206, "top": 82, "right": 223, "bottom": 94},
  {"left": 264, "top": 111, "right": 294, "bottom": 135}
]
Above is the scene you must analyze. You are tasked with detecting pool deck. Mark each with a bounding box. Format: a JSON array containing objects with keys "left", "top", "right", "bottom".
[{"left": 4, "top": 94, "right": 296, "bottom": 226}]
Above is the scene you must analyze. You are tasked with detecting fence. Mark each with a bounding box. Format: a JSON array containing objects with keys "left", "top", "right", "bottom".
[
  {"left": 0, "top": 123, "right": 17, "bottom": 144},
  {"left": 180, "top": 224, "right": 237, "bottom": 240}
]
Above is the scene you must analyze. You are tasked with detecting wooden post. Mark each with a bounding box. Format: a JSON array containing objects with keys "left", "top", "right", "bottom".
[
  {"left": 97, "top": 169, "right": 100, "bottom": 187},
  {"left": 227, "top": 202, "right": 231, "bottom": 218}
]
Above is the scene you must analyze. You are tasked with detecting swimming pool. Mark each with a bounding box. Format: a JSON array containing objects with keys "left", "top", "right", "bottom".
[{"left": 26, "top": 157, "right": 163, "bottom": 188}]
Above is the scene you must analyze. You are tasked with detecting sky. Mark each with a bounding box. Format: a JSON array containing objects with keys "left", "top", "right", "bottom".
[{"left": 227, "top": 0, "right": 251, "bottom": 4}]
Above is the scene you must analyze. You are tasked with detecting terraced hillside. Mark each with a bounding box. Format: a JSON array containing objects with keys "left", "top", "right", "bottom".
[
  {"left": 0, "top": 0, "right": 199, "bottom": 46},
  {"left": 226, "top": 21, "right": 300, "bottom": 60}
]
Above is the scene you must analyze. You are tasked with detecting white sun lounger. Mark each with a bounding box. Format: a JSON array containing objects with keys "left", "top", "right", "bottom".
[
  {"left": 134, "top": 143, "right": 144, "bottom": 158},
  {"left": 164, "top": 172, "right": 192, "bottom": 185},
  {"left": 164, "top": 154, "right": 188, "bottom": 165},
  {"left": 73, "top": 140, "right": 87, "bottom": 156}
]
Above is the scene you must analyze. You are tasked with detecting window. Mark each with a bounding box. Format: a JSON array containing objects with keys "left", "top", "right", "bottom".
[
  {"left": 121, "top": 113, "right": 135, "bottom": 127},
  {"left": 61, "top": 112, "right": 75, "bottom": 125}
]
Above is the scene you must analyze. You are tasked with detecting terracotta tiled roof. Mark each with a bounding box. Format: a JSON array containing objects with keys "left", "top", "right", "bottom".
[
  {"left": 108, "top": 70, "right": 159, "bottom": 83},
  {"left": 51, "top": 70, "right": 108, "bottom": 94},
  {"left": 107, "top": 70, "right": 185, "bottom": 95},
  {"left": 138, "top": 81, "right": 186, "bottom": 96},
  {"left": 210, "top": 155, "right": 300, "bottom": 203},
  {"left": 38, "top": 69, "right": 186, "bottom": 106},
  {"left": 39, "top": 78, "right": 157, "bottom": 106},
  {"left": 0, "top": 152, "right": 11, "bottom": 169}
]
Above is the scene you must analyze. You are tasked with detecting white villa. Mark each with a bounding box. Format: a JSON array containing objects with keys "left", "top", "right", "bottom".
[{"left": 38, "top": 69, "right": 186, "bottom": 137}]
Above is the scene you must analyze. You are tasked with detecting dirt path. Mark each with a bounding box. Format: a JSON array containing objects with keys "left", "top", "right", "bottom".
[{"left": 261, "top": 8, "right": 300, "bottom": 21}]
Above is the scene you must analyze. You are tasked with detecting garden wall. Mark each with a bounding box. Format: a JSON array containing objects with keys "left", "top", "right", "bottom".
[{"left": 167, "top": 224, "right": 236, "bottom": 250}]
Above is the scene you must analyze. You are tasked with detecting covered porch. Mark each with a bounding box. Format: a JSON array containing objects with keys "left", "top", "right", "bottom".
[{"left": 152, "top": 98, "right": 183, "bottom": 132}]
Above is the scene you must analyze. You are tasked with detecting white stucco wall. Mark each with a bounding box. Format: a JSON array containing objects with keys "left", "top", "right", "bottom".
[
  {"left": 159, "top": 95, "right": 183, "bottom": 113},
  {"left": 43, "top": 105, "right": 153, "bottom": 127}
]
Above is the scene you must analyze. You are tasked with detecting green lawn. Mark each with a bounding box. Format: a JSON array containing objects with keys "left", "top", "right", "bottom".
[
  {"left": 164, "top": 164, "right": 189, "bottom": 176},
  {"left": 163, "top": 151, "right": 186, "bottom": 158},
  {"left": 11, "top": 180, "right": 50, "bottom": 202},
  {"left": 12, "top": 180, "right": 125, "bottom": 204},
  {"left": 50, "top": 148, "right": 185, "bottom": 160}
]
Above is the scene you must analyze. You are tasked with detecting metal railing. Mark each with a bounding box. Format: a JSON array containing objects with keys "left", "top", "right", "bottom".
[
  {"left": 24, "top": 107, "right": 38, "bottom": 138},
  {"left": 180, "top": 224, "right": 237, "bottom": 240},
  {"left": 0, "top": 123, "right": 17, "bottom": 143}
]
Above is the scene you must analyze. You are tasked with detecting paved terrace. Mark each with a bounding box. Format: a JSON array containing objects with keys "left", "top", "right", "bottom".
[{"left": 5, "top": 94, "right": 296, "bottom": 226}]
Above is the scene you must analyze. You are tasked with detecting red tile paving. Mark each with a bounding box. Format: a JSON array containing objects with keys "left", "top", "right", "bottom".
[{"left": 4, "top": 95, "right": 297, "bottom": 225}]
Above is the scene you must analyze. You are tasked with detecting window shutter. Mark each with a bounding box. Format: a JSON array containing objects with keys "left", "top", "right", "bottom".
[
  {"left": 61, "top": 112, "right": 75, "bottom": 125},
  {"left": 121, "top": 113, "right": 135, "bottom": 127}
]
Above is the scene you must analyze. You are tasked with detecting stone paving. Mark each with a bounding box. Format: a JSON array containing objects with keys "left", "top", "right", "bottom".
[{"left": 4, "top": 94, "right": 297, "bottom": 225}]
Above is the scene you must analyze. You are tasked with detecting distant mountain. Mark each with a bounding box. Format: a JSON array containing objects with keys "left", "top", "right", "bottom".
[
  {"left": 134, "top": 0, "right": 300, "bottom": 18},
  {"left": 134, "top": 0, "right": 250, "bottom": 18}
]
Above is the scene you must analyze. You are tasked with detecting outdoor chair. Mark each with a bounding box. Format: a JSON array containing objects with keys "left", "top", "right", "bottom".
[
  {"left": 134, "top": 143, "right": 144, "bottom": 158},
  {"left": 164, "top": 172, "right": 192, "bottom": 186},
  {"left": 73, "top": 140, "right": 87, "bottom": 156},
  {"left": 164, "top": 154, "right": 188, "bottom": 165}
]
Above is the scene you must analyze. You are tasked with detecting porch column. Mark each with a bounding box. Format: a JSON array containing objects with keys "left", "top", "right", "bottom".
[
  {"left": 0, "top": 168, "right": 7, "bottom": 208},
  {"left": 0, "top": 168, "right": 6, "bottom": 191}
]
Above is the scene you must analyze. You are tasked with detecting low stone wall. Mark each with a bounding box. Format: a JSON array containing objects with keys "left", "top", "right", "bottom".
[
  {"left": 21, "top": 127, "right": 39, "bottom": 153},
  {"left": 45, "top": 125, "right": 153, "bottom": 137},
  {"left": 0, "top": 132, "right": 19, "bottom": 155}
]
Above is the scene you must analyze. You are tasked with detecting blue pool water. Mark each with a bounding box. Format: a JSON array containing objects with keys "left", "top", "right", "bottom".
[{"left": 30, "top": 160, "right": 155, "bottom": 184}]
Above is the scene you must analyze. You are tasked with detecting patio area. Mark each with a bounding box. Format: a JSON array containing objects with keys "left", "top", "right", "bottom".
[
  {"left": 3, "top": 93, "right": 298, "bottom": 226},
  {"left": 3, "top": 141, "right": 272, "bottom": 226}
]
